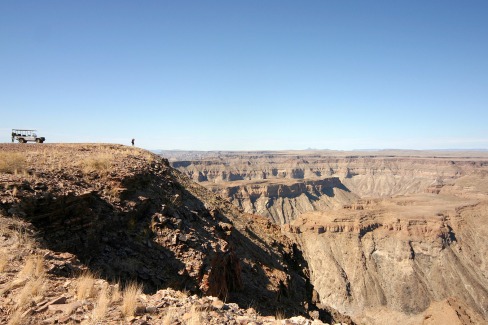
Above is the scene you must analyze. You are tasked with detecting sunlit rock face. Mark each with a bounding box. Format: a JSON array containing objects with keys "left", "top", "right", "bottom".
[
  {"left": 168, "top": 151, "right": 485, "bottom": 223},
  {"left": 168, "top": 150, "right": 488, "bottom": 324}
]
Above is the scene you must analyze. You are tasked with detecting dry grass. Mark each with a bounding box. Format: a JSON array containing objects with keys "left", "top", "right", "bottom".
[
  {"left": 2, "top": 144, "right": 159, "bottom": 178},
  {"left": 80, "top": 153, "right": 113, "bottom": 174},
  {"left": 2, "top": 218, "right": 36, "bottom": 252},
  {"left": 18, "top": 255, "right": 44, "bottom": 279},
  {"left": 139, "top": 149, "right": 157, "bottom": 163},
  {"left": 187, "top": 304, "right": 203, "bottom": 325},
  {"left": 92, "top": 282, "right": 111, "bottom": 321},
  {"left": 2, "top": 254, "right": 48, "bottom": 311},
  {"left": 7, "top": 309, "right": 23, "bottom": 325},
  {"left": 106, "top": 186, "right": 122, "bottom": 202},
  {"left": 76, "top": 270, "right": 96, "bottom": 300},
  {"left": 15, "top": 275, "right": 45, "bottom": 310},
  {"left": 0, "top": 152, "right": 26, "bottom": 174},
  {"left": 34, "top": 255, "right": 45, "bottom": 278},
  {"left": 0, "top": 250, "right": 41, "bottom": 297},
  {"left": 121, "top": 282, "right": 142, "bottom": 317},
  {"left": 163, "top": 307, "right": 177, "bottom": 325},
  {"left": 0, "top": 252, "right": 8, "bottom": 272},
  {"left": 12, "top": 227, "right": 33, "bottom": 251},
  {"left": 18, "top": 255, "right": 39, "bottom": 279},
  {"left": 11, "top": 186, "right": 18, "bottom": 198},
  {"left": 275, "top": 309, "right": 285, "bottom": 323},
  {"left": 111, "top": 281, "right": 122, "bottom": 303}
]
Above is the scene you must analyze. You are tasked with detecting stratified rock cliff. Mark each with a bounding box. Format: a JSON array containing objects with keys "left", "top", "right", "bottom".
[
  {"left": 286, "top": 194, "right": 488, "bottom": 323},
  {"left": 207, "top": 178, "right": 357, "bottom": 224},
  {"left": 168, "top": 151, "right": 487, "bottom": 224},
  {"left": 166, "top": 150, "right": 488, "bottom": 324}
]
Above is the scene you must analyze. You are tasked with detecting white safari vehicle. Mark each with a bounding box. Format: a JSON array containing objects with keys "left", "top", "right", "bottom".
[{"left": 11, "top": 129, "right": 46, "bottom": 143}]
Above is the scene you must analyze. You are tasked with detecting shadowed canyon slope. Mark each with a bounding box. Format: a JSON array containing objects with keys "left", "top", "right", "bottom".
[{"left": 165, "top": 150, "right": 488, "bottom": 324}]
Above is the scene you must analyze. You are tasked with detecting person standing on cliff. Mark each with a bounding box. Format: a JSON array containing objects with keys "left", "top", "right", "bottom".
[{"left": 131, "top": 138, "right": 135, "bottom": 146}]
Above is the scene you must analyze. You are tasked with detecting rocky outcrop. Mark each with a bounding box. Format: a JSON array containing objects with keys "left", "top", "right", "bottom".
[{"left": 0, "top": 214, "right": 342, "bottom": 325}]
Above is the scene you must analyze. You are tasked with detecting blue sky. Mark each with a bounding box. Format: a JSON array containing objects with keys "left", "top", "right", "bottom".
[{"left": 1, "top": 1, "right": 487, "bottom": 150}]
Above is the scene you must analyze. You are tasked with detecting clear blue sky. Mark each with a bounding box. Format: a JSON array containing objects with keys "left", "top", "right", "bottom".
[{"left": 1, "top": 1, "right": 487, "bottom": 150}]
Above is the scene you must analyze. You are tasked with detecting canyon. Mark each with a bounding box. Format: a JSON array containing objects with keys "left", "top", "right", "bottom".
[
  {"left": 0, "top": 144, "right": 350, "bottom": 324},
  {"left": 164, "top": 150, "right": 488, "bottom": 324},
  {"left": 1, "top": 145, "right": 486, "bottom": 324}
]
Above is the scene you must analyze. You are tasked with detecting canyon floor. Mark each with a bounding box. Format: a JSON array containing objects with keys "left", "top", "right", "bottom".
[{"left": 164, "top": 149, "right": 488, "bottom": 325}]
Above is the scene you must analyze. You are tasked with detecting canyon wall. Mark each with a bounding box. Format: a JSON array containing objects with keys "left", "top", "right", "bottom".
[
  {"left": 168, "top": 151, "right": 486, "bottom": 223},
  {"left": 165, "top": 150, "right": 488, "bottom": 324},
  {"left": 206, "top": 178, "right": 357, "bottom": 224},
  {"left": 285, "top": 192, "right": 488, "bottom": 323}
]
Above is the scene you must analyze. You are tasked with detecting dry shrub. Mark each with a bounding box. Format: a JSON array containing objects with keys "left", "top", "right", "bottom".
[
  {"left": 13, "top": 228, "right": 31, "bottom": 250},
  {"left": 0, "top": 153, "right": 26, "bottom": 174},
  {"left": 207, "top": 248, "right": 243, "bottom": 300},
  {"left": 7, "top": 309, "right": 23, "bottom": 325},
  {"left": 163, "top": 307, "right": 177, "bottom": 325},
  {"left": 18, "top": 255, "right": 37, "bottom": 279},
  {"left": 11, "top": 186, "right": 18, "bottom": 198},
  {"left": 76, "top": 270, "right": 96, "bottom": 300},
  {"left": 187, "top": 304, "right": 202, "bottom": 325},
  {"left": 275, "top": 309, "right": 285, "bottom": 321},
  {"left": 15, "top": 275, "right": 45, "bottom": 310},
  {"left": 80, "top": 153, "right": 113, "bottom": 174},
  {"left": 121, "top": 282, "right": 142, "bottom": 317},
  {"left": 34, "top": 255, "right": 45, "bottom": 278},
  {"left": 111, "top": 282, "right": 122, "bottom": 303},
  {"left": 9, "top": 221, "right": 35, "bottom": 251},
  {"left": 0, "top": 252, "right": 8, "bottom": 272},
  {"left": 141, "top": 150, "right": 156, "bottom": 163},
  {"left": 12, "top": 255, "right": 46, "bottom": 311},
  {"left": 92, "top": 283, "right": 111, "bottom": 321}
]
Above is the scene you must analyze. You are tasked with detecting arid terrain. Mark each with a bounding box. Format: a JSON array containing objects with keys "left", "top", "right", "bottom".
[
  {"left": 164, "top": 150, "right": 488, "bottom": 325},
  {"left": 1, "top": 145, "right": 487, "bottom": 324},
  {"left": 0, "top": 144, "right": 350, "bottom": 325}
]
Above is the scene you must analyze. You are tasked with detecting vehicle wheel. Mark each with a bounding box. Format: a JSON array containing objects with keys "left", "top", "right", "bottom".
[
  {"left": 18, "top": 138, "right": 25, "bottom": 143},
  {"left": 36, "top": 138, "right": 41, "bottom": 143}
]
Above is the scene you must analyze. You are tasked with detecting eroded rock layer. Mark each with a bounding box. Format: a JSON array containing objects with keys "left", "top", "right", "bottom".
[
  {"left": 206, "top": 178, "right": 357, "bottom": 224},
  {"left": 287, "top": 194, "right": 488, "bottom": 323},
  {"left": 166, "top": 150, "right": 488, "bottom": 224},
  {"left": 165, "top": 150, "right": 488, "bottom": 324}
]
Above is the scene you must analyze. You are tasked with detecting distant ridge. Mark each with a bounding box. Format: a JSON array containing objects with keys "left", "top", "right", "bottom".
[{"left": 157, "top": 149, "right": 488, "bottom": 160}]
